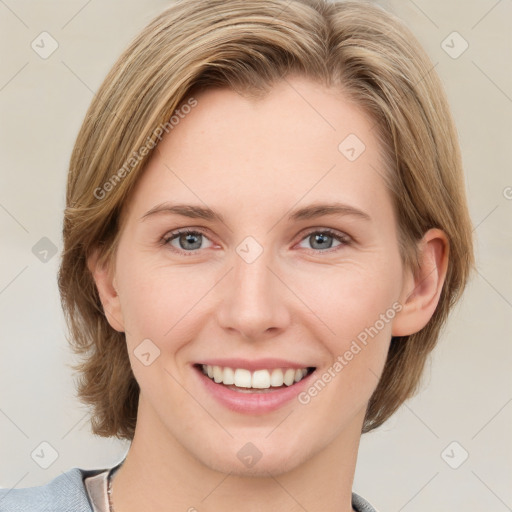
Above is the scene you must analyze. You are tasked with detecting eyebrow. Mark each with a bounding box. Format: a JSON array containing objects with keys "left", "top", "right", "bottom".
[
  {"left": 141, "top": 203, "right": 226, "bottom": 223},
  {"left": 287, "top": 202, "right": 371, "bottom": 222},
  {"left": 140, "top": 201, "right": 371, "bottom": 223}
]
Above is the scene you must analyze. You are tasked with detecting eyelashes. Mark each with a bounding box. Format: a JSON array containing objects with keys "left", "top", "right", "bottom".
[
  {"left": 296, "top": 228, "right": 351, "bottom": 252},
  {"left": 162, "top": 229, "right": 214, "bottom": 253},
  {"left": 161, "top": 227, "right": 352, "bottom": 256}
]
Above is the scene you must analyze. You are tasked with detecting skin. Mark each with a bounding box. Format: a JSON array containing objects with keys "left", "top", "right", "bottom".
[{"left": 89, "top": 75, "right": 448, "bottom": 512}]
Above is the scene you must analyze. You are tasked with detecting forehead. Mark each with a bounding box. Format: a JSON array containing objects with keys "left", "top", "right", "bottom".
[{"left": 125, "top": 77, "right": 393, "bottom": 228}]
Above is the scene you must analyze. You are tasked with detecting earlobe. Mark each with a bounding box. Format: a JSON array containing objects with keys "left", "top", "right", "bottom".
[
  {"left": 87, "top": 249, "right": 125, "bottom": 332},
  {"left": 392, "top": 228, "right": 449, "bottom": 337}
]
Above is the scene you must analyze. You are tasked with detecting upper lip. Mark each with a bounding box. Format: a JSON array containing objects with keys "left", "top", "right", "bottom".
[{"left": 195, "top": 358, "right": 315, "bottom": 371}]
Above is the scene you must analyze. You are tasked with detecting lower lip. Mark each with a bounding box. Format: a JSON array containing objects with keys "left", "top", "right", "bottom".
[{"left": 193, "top": 366, "right": 316, "bottom": 414}]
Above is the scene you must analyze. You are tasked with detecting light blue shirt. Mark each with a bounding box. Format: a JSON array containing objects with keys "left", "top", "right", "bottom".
[{"left": 0, "top": 462, "right": 378, "bottom": 511}]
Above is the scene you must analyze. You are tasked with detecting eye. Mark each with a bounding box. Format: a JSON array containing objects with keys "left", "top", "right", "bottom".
[
  {"left": 296, "top": 229, "right": 351, "bottom": 252},
  {"left": 162, "top": 229, "right": 214, "bottom": 254}
]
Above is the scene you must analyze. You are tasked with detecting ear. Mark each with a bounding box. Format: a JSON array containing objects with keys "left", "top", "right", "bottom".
[
  {"left": 392, "top": 228, "right": 449, "bottom": 336},
  {"left": 87, "top": 248, "right": 125, "bottom": 332}
]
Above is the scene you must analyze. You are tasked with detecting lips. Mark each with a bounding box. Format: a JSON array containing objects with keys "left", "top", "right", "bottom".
[
  {"left": 195, "top": 358, "right": 315, "bottom": 372},
  {"left": 193, "top": 360, "right": 317, "bottom": 414}
]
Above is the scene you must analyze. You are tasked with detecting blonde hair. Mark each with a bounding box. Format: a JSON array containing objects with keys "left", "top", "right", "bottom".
[{"left": 58, "top": 0, "right": 474, "bottom": 439}]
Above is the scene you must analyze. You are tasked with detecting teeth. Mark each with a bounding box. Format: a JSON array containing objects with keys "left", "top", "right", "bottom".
[
  {"left": 234, "top": 368, "right": 252, "bottom": 388},
  {"left": 200, "top": 364, "right": 310, "bottom": 389},
  {"left": 284, "top": 368, "right": 296, "bottom": 386},
  {"left": 213, "top": 365, "right": 223, "bottom": 383},
  {"left": 251, "top": 369, "right": 270, "bottom": 389},
  {"left": 222, "top": 366, "right": 234, "bottom": 385},
  {"left": 270, "top": 369, "right": 284, "bottom": 387}
]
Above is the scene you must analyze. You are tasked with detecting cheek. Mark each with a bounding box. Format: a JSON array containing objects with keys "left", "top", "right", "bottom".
[
  {"left": 116, "top": 255, "right": 213, "bottom": 349},
  {"left": 301, "top": 256, "right": 402, "bottom": 388},
  {"left": 116, "top": 261, "right": 203, "bottom": 396},
  {"left": 297, "top": 282, "right": 397, "bottom": 421},
  {"left": 297, "top": 257, "right": 402, "bottom": 340}
]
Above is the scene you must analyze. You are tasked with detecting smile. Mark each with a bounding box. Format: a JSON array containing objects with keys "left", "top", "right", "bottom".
[
  {"left": 199, "top": 364, "right": 314, "bottom": 391},
  {"left": 193, "top": 361, "right": 317, "bottom": 414}
]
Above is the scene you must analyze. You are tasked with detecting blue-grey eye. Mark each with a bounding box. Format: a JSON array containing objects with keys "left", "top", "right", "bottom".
[
  {"left": 165, "top": 230, "right": 213, "bottom": 251},
  {"left": 297, "top": 230, "right": 348, "bottom": 251}
]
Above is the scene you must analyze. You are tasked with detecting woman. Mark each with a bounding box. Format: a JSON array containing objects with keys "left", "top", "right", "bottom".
[{"left": 0, "top": 0, "right": 473, "bottom": 510}]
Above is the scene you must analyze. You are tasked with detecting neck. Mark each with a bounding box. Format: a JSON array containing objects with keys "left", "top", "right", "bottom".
[{"left": 111, "top": 398, "right": 363, "bottom": 512}]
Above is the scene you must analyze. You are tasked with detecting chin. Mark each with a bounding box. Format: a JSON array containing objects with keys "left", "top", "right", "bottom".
[
  {"left": 194, "top": 437, "right": 314, "bottom": 478},
  {"left": 204, "top": 451, "right": 304, "bottom": 478}
]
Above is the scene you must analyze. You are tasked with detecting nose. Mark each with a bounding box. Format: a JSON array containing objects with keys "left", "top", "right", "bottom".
[{"left": 215, "top": 245, "right": 292, "bottom": 341}]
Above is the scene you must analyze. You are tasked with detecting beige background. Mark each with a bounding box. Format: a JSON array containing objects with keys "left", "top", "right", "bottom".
[{"left": 0, "top": 0, "right": 511, "bottom": 510}]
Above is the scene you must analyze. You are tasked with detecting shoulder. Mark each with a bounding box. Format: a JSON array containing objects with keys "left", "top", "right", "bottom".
[
  {"left": 352, "top": 491, "right": 380, "bottom": 512},
  {"left": 0, "top": 467, "right": 106, "bottom": 512}
]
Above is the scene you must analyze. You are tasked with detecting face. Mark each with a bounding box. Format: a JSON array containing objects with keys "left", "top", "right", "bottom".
[{"left": 100, "top": 76, "right": 412, "bottom": 476}]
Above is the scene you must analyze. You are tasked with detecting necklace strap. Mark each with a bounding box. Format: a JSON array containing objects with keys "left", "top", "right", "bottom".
[{"left": 106, "top": 467, "right": 117, "bottom": 512}]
